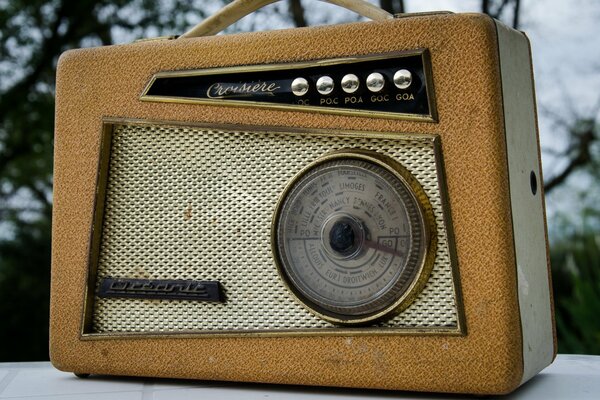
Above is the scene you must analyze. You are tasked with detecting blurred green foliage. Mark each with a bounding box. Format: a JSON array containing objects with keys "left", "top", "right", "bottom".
[
  {"left": 551, "top": 210, "right": 600, "bottom": 355},
  {"left": 1, "top": 0, "right": 599, "bottom": 362},
  {"left": 0, "top": 219, "right": 51, "bottom": 361}
]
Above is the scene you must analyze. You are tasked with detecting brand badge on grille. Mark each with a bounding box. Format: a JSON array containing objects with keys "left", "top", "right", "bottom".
[{"left": 98, "top": 278, "right": 223, "bottom": 302}]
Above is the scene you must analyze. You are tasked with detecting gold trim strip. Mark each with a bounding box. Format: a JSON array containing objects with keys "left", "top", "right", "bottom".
[
  {"left": 432, "top": 137, "right": 467, "bottom": 335},
  {"left": 81, "top": 124, "right": 113, "bottom": 335},
  {"left": 81, "top": 326, "right": 463, "bottom": 340}
]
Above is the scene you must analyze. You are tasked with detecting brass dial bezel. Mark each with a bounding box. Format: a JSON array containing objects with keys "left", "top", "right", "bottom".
[{"left": 271, "top": 149, "right": 437, "bottom": 325}]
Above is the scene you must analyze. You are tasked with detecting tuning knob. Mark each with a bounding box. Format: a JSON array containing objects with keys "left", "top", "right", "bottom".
[
  {"left": 291, "top": 77, "right": 309, "bottom": 96},
  {"left": 341, "top": 74, "right": 360, "bottom": 94},
  {"left": 393, "top": 69, "right": 412, "bottom": 89},
  {"left": 316, "top": 76, "right": 334, "bottom": 95},
  {"left": 366, "top": 72, "right": 385, "bottom": 92}
]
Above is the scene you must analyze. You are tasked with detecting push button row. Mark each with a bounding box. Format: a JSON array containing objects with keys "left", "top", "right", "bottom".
[{"left": 291, "top": 70, "right": 412, "bottom": 96}]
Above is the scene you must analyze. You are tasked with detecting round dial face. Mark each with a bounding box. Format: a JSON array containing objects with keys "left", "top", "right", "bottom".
[{"left": 274, "top": 152, "right": 433, "bottom": 324}]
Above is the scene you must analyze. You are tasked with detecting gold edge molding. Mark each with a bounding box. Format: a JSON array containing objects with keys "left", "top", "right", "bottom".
[
  {"left": 139, "top": 50, "right": 437, "bottom": 122},
  {"left": 100, "top": 117, "right": 439, "bottom": 141},
  {"left": 80, "top": 124, "right": 114, "bottom": 336},
  {"left": 421, "top": 49, "right": 438, "bottom": 121},
  {"left": 142, "top": 49, "right": 427, "bottom": 80},
  {"left": 432, "top": 136, "right": 467, "bottom": 335},
  {"left": 80, "top": 325, "right": 464, "bottom": 341},
  {"left": 80, "top": 117, "right": 465, "bottom": 340}
]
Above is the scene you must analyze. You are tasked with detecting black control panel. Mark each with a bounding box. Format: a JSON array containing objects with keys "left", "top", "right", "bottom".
[{"left": 142, "top": 50, "right": 435, "bottom": 120}]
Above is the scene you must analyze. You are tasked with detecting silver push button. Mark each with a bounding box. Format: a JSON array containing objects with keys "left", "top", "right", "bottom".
[
  {"left": 291, "top": 77, "right": 309, "bottom": 96},
  {"left": 341, "top": 74, "right": 360, "bottom": 94},
  {"left": 366, "top": 72, "right": 385, "bottom": 92},
  {"left": 316, "top": 76, "right": 334, "bottom": 95},
  {"left": 393, "top": 69, "right": 412, "bottom": 89}
]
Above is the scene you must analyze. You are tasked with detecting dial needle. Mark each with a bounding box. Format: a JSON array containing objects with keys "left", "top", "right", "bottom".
[{"left": 363, "top": 240, "right": 404, "bottom": 258}]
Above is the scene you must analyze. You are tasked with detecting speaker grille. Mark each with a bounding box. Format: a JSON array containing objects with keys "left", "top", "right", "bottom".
[{"left": 90, "top": 123, "right": 460, "bottom": 334}]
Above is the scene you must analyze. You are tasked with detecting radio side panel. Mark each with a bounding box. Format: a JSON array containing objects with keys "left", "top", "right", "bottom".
[{"left": 496, "top": 22, "right": 556, "bottom": 384}]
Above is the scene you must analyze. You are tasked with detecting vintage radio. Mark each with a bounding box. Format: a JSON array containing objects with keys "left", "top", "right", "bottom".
[{"left": 50, "top": 0, "right": 556, "bottom": 395}]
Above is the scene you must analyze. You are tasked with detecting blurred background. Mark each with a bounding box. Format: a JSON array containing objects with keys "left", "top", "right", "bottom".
[{"left": 0, "top": 0, "right": 599, "bottom": 362}]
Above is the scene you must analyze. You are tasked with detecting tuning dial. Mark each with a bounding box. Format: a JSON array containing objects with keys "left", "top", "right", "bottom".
[
  {"left": 291, "top": 77, "right": 309, "bottom": 96},
  {"left": 316, "top": 76, "right": 334, "bottom": 95},
  {"left": 393, "top": 69, "right": 412, "bottom": 89},
  {"left": 341, "top": 74, "right": 360, "bottom": 94},
  {"left": 366, "top": 72, "right": 385, "bottom": 92}
]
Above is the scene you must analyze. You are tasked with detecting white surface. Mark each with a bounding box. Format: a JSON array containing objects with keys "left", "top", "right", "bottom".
[{"left": 0, "top": 355, "right": 598, "bottom": 399}]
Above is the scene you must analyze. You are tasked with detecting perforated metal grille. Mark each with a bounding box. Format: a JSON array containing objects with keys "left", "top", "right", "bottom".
[{"left": 91, "top": 123, "right": 460, "bottom": 334}]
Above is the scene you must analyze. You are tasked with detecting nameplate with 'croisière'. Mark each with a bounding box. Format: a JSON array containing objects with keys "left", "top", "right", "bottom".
[{"left": 140, "top": 50, "right": 436, "bottom": 121}]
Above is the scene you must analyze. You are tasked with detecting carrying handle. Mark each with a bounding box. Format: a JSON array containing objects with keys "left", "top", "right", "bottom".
[{"left": 179, "top": 0, "right": 393, "bottom": 39}]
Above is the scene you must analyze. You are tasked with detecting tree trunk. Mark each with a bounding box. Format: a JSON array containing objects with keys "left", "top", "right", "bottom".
[
  {"left": 482, "top": 0, "right": 491, "bottom": 14},
  {"left": 380, "top": 0, "right": 405, "bottom": 15},
  {"left": 289, "top": 0, "right": 307, "bottom": 27},
  {"left": 513, "top": 0, "right": 520, "bottom": 29}
]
